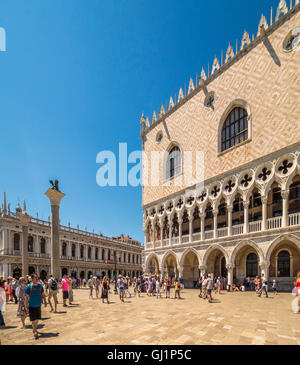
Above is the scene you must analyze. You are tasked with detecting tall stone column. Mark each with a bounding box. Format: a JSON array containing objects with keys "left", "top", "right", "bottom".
[
  {"left": 20, "top": 206, "right": 31, "bottom": 277},
  {"left": 45, "top": 187, "right": 65, "bottom": 279},
  {"left": 281, "top": 190, "right": 289, "bottom": 227}
]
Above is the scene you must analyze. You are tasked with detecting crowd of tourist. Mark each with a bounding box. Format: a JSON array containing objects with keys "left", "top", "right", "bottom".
[{"left": 0, "top": 271, "right": 299, "bottom": 338}]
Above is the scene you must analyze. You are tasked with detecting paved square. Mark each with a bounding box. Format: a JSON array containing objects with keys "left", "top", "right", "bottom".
[{"left": 0, "top": 289, "right": 299, "bottom": 345}]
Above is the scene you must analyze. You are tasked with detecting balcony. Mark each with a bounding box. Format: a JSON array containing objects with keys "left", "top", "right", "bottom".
[{"left": 144, "top": 212, "right": 300, "bottom": 250}]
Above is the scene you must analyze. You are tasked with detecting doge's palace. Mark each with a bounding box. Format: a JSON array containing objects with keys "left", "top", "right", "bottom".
[{"left": 141, "top": 0, "right": 300, "bottom": 290}]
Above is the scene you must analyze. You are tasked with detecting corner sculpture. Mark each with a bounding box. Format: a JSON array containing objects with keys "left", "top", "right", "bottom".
[{"left": 49, "top": 179, "right": 60, "bottom": 192}]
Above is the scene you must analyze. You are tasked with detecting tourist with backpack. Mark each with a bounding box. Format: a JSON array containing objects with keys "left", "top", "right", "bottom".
[
  {"left": 47, "top": 274, "right": 58, "bottom": 313},
  {"left": 25, "top": 274, "right": 46, "bottom": 339}
]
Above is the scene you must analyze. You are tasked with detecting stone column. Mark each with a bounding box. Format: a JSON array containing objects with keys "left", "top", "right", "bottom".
[
  {"left": 199, "top": 264, "right": 207, "bottom": 277},
  {"left": 188, "top": 215, "right": 193, "bottom": 243},
  {"left": 213, "top": 209, "right": 218, "bottom": 239},
  {"left": 20, "top": 209, "right": 31, "bottom": 277},
  {"left": 227, "top": 204, "right": 233, "bottom": 236},
  {"left": 45, "top": 188, "right": 65, "bottom": 279},
  {"left": 281, "top": 190, "right": 289, "bottom": 227},
  {"left": 152, "top": 221, "right": 155, "bottom": 246},
  {"left": 3, "top": 228, "right": 9, "bottom": 252},
  {"left": 3, "top": 263, "right": 9, "bottom": 278},
  {"left": 261, "top": 196, "right": 268, "bottom": 231},
  {"left": 260, "top": 261, "right": 270, "bottom": 281},
  {"left": 243, "top": 199, "right": 249, "bottom": 234},
  {"left": 178, "top": 217, "right": 182, "bottom": 244},
  {"left": 160, "top": 220, "right": 163, "bottom": 247},
  {"left": 178, "top": 266, "right": 183, "bottom": 280},
  {"left": 226, "top": 263, "right": 234, "bottom": 291},
  {"left": 67, "top": 242, "right": 72, "bottom": 258},
  {"left": 200, "top": 213, "right": 205, "bottom": 241}
]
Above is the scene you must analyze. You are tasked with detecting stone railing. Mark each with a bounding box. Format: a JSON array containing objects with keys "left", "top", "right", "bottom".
[
  {"left": 28, "top": 252, "right": 50, "bottom": 259},
  {"left": 144, "top": 213, "right": 300, "bottom": 250},
  {"left": 217, "top": 227, "right": 228, "bottom": 238},
  {"left": 204, "top": 230, "right": 214, "bottom": 240},
  {"left": 267, "top": 216, "right": 282, "bottom": 230},
  {"left": 192, "top": 233, "right": 201, "bottom": 242},
  {"left": 232, "top": 224, "right": 244, "bottom": 235},
  {"left": 248, "top": 221, "right": 262, "bottom": 233},
  {"left": 289, "top": 213, "right": 300, "bottom": 226}
]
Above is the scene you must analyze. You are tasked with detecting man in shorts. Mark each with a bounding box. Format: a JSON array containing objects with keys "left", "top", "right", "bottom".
[
  {"left": 61, "top": 275, "right": 69, "bottom": 306},
  {"left": 117, "top": 275, "right": 124, "bottom": 302},
  {"left": 25, "top": 274, "right": 46, "bottom": 339},
  {"left": 206, "top": 275, "right": 214, "bottom": 303},
  {"left": 47, "top": 274, "right": 58, "bottom": 312}
]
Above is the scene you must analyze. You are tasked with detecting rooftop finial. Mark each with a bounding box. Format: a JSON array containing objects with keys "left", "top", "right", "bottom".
[
  {"left": 23, "top": 200, "right": 27, "bottom": 214},
  {"left": 275, "top": 0, "right": 288, "bottom": 21}
]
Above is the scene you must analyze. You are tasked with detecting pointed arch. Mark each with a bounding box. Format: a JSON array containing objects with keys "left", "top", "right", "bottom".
[
  {"left": 230, "top": 239, "right": 264, "bottom": 265},
  {"left": 202, "top": 244, "right": 230, "bottom": 266},
  {"left": 179, "top": 247, "right": 200, "bottom": 267},
  {"left": 266, "top": 234, "right": 300, "bottom": 263},
  {"left": 160, "top": 249, "right": 179, "bottom": 270},
  {"left": 145, "top": 252, "right": 161, "bottom": 273}
]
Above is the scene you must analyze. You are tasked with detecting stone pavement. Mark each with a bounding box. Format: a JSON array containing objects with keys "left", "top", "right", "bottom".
[{"left": 0, "top": 288, "right": 299, "bottom": 345}]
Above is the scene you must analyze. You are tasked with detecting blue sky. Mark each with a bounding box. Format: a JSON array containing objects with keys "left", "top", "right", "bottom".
[{"left": 0, "top": 0, "right": 278, "bottom": 243}]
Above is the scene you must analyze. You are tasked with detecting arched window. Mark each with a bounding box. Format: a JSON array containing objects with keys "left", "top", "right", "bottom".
[
  {"left": 14, "top": 233, "right": 20, "bottom": 251},
  {"left": 88, "top": 246, "right": 91, "bottom": 259},
  {"left": 166, "top": 146, "right": 181, "bottom": 179},
  {"left": 28, "top": 236, "right": 34, "bottom": 252},
  {"left": 62, "top": 242, "right": 67, "bottom": 257},
  {"left": 71, "top": 244, "right": 76, "bottom": 257},
  {"left": 277, "top": 250, "right": 290, "bottom": 277},
  {"left": 108, "top": 249, "right": 111, "bottom": 260},
  {"left": 221, "top": 107, "right": 248, "bottom": 152},
  {"left": 80, "top": 245, "right": 84, "bottom": 258},
  {"left": 124, "top": 252, "right": 126, "bottom": 262},
  {"left": 102, "top": 249, "right": 105, "bottom": 260},
  {"left": 40, "top": 238, "right": 46, "bottom": 254},
  {"left": 246, "top": 253, "right": 258, "bottom": 277},
  {"left": 128, "top": 254, "right": 131, "bottom": 263},
  {"left": 95, "top": 248, "right": 98, "bottom": 260}
]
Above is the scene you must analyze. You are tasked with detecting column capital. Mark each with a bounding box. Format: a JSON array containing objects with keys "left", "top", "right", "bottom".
[
  {"left": 261, "top": 196, "right": 268, "bottom": 204},
  {"left": 281, "top": 189, "right": 290, "bottom": 200},
  {"left": 226, "top": 263, "right": 235, "bottom": 270},
  {"left": 45, "top": 188, "right": 66, "bottom": 207},
  {"left": 199, "top": 264, "right": 207, "bottom": 271},
  {"left": 227, "top": 204, "right": 233, "bottom": 213},
  {"left": 259, "top": 260, "right": 270, "bottom": 269},
  {"left": 243, "top": 199, "right": 250, "bottom": 208},
  {"left": 212, "top": 209, "right": 218, "bottom": 216}
]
